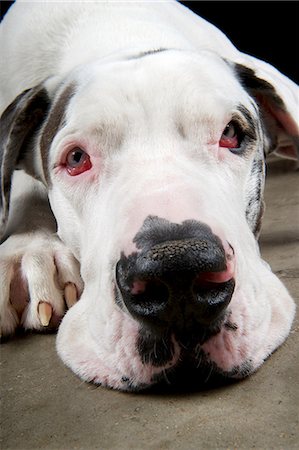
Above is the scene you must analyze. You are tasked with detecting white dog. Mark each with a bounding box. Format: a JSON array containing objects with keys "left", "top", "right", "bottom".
[{"left": 0, "top": 0, "right": 297, "bottom": 391}]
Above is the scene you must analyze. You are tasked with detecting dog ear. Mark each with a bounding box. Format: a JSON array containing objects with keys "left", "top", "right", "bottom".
[
  {"left": 0, "top": 85, "right": 51, "bottom": 235},
  {"left": 234, "top": 58, "right": 299, "bottom": 160}
]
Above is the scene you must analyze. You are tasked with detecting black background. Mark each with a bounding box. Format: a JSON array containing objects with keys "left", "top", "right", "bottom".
[
  {"left": 183, "top": 1, "right": 298, "bottom": 83},
  {"left": 1, "top": 1, "right": 298, "bottom": 83}
]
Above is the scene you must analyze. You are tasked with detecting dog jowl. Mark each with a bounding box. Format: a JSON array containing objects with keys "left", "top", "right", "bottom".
[{"left": 0, "top": 1, "right": 297, "bottom": 391}]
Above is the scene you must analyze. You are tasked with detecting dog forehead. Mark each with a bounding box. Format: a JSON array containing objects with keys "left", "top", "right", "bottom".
[{"left": 67, "top": 50, "right": 251, "bottom": 127}]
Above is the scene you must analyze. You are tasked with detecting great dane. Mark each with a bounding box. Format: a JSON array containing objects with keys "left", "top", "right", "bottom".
[{"left": 0, "top": 1, "right": 297, "bottom": 391}]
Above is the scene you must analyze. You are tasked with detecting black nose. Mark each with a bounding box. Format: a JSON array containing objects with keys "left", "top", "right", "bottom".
[{"left": 115, "top": 216, "right": 235, "bottom": 330}]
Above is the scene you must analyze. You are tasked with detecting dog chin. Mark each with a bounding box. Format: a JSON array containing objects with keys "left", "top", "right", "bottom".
[
  {"left": 56, "top": 290, "right": 242, "bottom": 391},
  {"left": 56, "top": 297, "right": 180, "bottom": 391},
  {"left": 56, "top": 262, "right": 295, "bottom": 392}
]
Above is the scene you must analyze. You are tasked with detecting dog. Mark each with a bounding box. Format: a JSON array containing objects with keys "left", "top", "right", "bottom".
[{"left": 0, "top": 0, "right": 297, "bottom": 391}]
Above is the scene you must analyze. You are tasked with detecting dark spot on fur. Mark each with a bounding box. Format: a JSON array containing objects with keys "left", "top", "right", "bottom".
[
  {"left": 126, "top": 48, "right": 170, "bottom": 60},
  {"left": 0, "top": 85, "right": 50, "bottom": 234},
  {"left": 40, "top": 83, "right": 76, "bottom": 184},
  {"left": 224, "top": 321, "right": 238, "bottom": 331},
  {"left": 234, "top": 64, "right": 284, "bottom": 109},
  {"left": 224, "top": 360, "right": 254, "bottom": 378},
  {"left": 137, "top": 329, "right": 174, "bottom": 367},
  {"left": 245, "top": 157, "right": 265, "bottom": 237},
  {"left": 236, "top": 105, "right": 258, "bottom": 141},
  {"left": 148, "top": 351, "right": 253, "bottom": 393}
]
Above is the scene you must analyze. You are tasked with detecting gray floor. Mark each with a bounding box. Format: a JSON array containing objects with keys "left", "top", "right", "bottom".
[{"left": 1, "top": 158, "right": 298, "bottom": 450}]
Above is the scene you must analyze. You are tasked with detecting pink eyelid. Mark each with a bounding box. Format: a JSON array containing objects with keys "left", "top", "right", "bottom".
[{"left": 219, "top": 135, "right": 239, "bottom": 148}]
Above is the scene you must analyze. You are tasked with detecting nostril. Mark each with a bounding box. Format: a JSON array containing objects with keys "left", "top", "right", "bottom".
[
  {"left": 127, "top": 278, "right": 169, "bottom": 318},
  {"left": 131, "top": 279, "right": 147, "bottom": 295},
  {"left": 115, "top": 259, "right": 169, "bottom": 320},
  {"left": 192, "top": 276, "right": 235, "bottom": 325}
]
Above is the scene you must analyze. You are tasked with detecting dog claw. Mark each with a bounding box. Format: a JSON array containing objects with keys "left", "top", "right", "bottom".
[
  {"left": 64, "top": 283, "right": 77, "bottom": 308},
  {"left": 38, "top": 302, "right": 52, "bottom": 326}
]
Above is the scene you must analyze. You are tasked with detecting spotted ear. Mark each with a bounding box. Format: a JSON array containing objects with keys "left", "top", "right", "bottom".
[
  {"left": 0, "top": 85, "right": 50, "bottom": 235},
  {"left": 234, "top": 57, "right": 299, "bottom": 160}
]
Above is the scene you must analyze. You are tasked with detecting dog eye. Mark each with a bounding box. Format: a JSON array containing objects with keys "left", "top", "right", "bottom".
[
  {"left": 65, "top": 147, "right": 92, "bottom": 176},
  {"left": 219, "top": 121, "right": 244, "bottom": 150}
]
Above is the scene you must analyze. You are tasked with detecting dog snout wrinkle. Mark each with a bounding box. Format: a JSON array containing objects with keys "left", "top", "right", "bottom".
[{"left": 115, "top": 216, "right": 235, "bottom": 331}]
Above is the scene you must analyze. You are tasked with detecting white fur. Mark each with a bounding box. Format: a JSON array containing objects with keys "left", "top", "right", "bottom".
[{"left": 0, "top": 0, "right": 297, "bottom": 390}]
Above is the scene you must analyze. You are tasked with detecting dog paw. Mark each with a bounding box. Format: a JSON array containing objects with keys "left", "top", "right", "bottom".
[{"left": 0, "top": 232, "right": 83, "bottom": 337}]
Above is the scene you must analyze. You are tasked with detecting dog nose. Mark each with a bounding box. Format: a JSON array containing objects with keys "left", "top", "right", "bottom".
[{"left": 115, "top": 232, "right": 235, "bottom": 329}]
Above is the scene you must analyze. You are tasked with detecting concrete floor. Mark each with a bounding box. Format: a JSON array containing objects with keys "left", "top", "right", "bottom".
[{"left": 1, "top": 158, "right": 298, "bottom": 450}]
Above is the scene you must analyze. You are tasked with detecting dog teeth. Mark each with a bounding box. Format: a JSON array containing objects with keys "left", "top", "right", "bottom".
[
  {"left": 64, "top": 283, "right": 77, "bottom": 308},
  {"left": 38, "top": 301, "right": 52, "bottom": 326}
]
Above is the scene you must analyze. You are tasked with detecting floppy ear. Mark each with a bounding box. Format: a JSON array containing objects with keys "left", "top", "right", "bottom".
[
  {"left": 0, "top": 85, "right": 50, "bottom": 235},
  {"left": 234, "top": 56, "right": 299, "bottom": 160}
]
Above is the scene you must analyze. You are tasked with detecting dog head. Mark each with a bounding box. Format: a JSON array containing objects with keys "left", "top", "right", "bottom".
[{"left": 0, "top": 48, "right": 297, "bottom": 390}]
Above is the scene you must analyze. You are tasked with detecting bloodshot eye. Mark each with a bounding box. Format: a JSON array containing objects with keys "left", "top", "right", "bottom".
[
  {"left": 65, "top": 147, "right": 92, "bottom": 176},
  {"left": 219, "top": 121, "right": 244, "bottom": 150}
]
